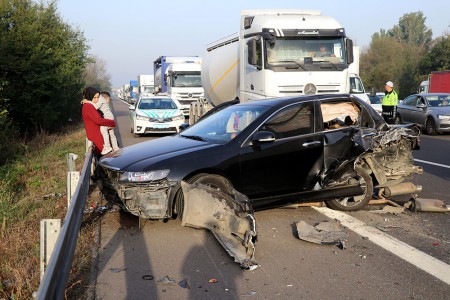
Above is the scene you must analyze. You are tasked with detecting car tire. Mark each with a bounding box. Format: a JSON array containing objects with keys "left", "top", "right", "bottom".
[
  {"left": 174, "top": 173, "right": 233, "bottom": 220},
  {"left": 326, "top": 166, "right": 373, "bottom": 211},
  {"left": 394, "top": 115, "right": 401, "bottom": 125},
  {"left": 426, "top": 117, "right": 437, "bottom": 135}
]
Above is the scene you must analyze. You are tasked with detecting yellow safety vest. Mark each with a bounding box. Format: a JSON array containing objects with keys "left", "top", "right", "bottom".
[{"left": 382, "top": 90, "right": 398, "bottom": 106}]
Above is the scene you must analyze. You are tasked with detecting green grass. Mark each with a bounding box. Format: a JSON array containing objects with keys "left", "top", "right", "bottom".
[{"left": 0, "top": 124, "right": 94, "bottom": 299}]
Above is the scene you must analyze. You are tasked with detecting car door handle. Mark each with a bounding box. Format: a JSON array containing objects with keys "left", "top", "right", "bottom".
[{"left": 302, "top": 141, "right": 321, "bottom": 147}]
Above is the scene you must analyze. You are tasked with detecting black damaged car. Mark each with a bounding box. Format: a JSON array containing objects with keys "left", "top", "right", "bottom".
[{"left": 98, "top": 94, "right": 422, "bottom": 220}]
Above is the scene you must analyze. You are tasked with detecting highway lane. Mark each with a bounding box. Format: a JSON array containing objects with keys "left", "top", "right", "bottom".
[{"left": 94, "top": 96, "right": 450, "bottom": 299}]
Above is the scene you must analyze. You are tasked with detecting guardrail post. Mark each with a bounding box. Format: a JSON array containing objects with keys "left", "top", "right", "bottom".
[
  {"left": 40, "top": 219, "right": 61, "bottom": 281},
  {"left": 67, "top": 153, "right": 79, "bottom": 207}
]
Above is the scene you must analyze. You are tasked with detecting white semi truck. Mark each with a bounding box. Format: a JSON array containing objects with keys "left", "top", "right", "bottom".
[
  {"left": 154, "top": 56, "right": 204, "bottom": 115},
  {"left": 190, "top": 9, "right": 370, "bottom": 123},
  {"left": 137, "top": 74, "right": 155, "bottom": 99}
]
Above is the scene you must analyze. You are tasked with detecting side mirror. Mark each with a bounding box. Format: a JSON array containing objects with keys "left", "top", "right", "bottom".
[
  {"left": 129, "top": 105, "right": 135, "bottom": 110},
  {"left": 247, "top": 39, "right": 258, "bottom": 65},
  {"left": 345, "top": 39, "right": 354, "bottom": 64},
  {"left": 416, "top": 103, "right": 426, "bottom": 109},
  {"left": 252, "top": 131, "right": 275, "bottom": 145},
  {"left": 179, "top": 123, "right": 190, "bottom": 131}
]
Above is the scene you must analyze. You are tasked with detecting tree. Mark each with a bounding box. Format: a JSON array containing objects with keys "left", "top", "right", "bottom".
[
  {"left": 84, "top": 55, "right": 112, "bottom": 92},
  {"left": 388, "top": 11, "right": 433, "bottom": 49},
  {"left": 360, "top": 12, "right": 430, "bottom": 98},
  {"left": 420, "top": 34, "right": 450, "bottom": 73},
  {"left": 0, "top": 0, "right": 89, "bottom": 133}
]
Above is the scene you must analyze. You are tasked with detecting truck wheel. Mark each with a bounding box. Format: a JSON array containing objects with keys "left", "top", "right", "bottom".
[
  {"left": 326, "top": 167, "right": 373, "bottom": 211},
  {"left": 426, "top": 117, "right": 437, "bottom": 135},
  {"left": 174, "top": 173, "right": 233, "bottom": 220}
]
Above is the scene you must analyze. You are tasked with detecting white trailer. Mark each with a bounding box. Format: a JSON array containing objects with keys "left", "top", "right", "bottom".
[
  {"left": 137, "top": 74, "right": 155, "bottom": 99},
  {"left": 191, "top": 9, "right": 369, "bottom": 123}
]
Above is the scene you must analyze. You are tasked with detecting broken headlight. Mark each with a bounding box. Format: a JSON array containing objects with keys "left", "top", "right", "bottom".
[{"left": 119, "top": 169, "right": 170, "bottom": 182}]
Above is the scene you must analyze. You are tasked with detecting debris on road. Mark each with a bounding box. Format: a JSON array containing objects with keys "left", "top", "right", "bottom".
[
  {"left": 109, "top": 267, "right": 127, "bottom": 273},
  {"left": 409, "top": 198, "right": 450, "bottom": 213},
  {"left": 142, "top": 275, "right": 154, "bottom": 280},
  {"left": 295, "top": 220, "right": 348, "bottom": 246},
  {"left": 157, "top": 276, "right": 178, "bottom": 285},
  {"left": 370, "top": 206, "right": 405, "bottom": 215},
  {"left": 181, "top": 181, "right": 259, "bottom": 270},
  {"left": 241, "top": 291, "right": 257, "bottom": 296},
  {"left": 208, "top": 278, "right": 218, "bottom": 283},
  {"left": 178, "top": 278, "right": 190, "bottom": 289}
]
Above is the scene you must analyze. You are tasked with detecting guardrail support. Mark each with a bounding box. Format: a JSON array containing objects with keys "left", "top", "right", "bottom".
[
  {"left": 67, "top": 153, "right": 79, "bottom": 206},
  {"left": 40, "top": 219, "right": 61, "bottom": 281}
]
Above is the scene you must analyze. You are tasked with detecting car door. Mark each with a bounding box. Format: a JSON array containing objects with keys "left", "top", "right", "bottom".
[
  {"left": 238, "top": 101, "right": 324, "bottom": 200},
  {"left": 399, "top": 95, "right": 418, "bottom": 123},
  {"left": 409, "top": 96, "right": 427, "bottom": 126}
]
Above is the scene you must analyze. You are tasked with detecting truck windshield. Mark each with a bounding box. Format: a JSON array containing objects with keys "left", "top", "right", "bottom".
[
  {"left": 132, "top": 86, "right": 139, "bottom": 93},
  {"left": 144, "top": 86, "right": 154, "bottom": 93},
  {"left": 266, "top": 38, "right": 346, "bottom": 71},
  {"left": 172, "top": 71, "right": 202, "bottom": 87}
]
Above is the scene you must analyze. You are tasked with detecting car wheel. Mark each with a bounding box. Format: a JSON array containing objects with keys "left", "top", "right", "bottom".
[
  {"left": 426, "top": 117, "right": 437, "bottom": 135},
  {"left": 174, "top": 173, "right": 233, "bottom": 220},
  {"left": 326, "top": 166, "right": 373, "bottom": 211},
  {"left": 394, "top": 115, "right": 401, "bottom": 125}
]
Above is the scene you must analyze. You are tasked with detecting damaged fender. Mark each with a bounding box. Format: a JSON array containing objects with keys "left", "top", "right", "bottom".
[{"left": 180, "top": 181, "right": 258, "bottom": 270}]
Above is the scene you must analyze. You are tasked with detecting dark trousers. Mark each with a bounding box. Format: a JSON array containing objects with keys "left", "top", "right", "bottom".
[{"left": 382, "top": 105, "right": 396, "bottom": 124}]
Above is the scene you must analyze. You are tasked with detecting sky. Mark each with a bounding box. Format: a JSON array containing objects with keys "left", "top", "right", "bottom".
[{"left": 57, "top": 0, "right": 450, "bottom": 87}]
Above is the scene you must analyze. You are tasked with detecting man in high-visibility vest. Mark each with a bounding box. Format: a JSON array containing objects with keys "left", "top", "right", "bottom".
[{"left": 382, "top": 81, "right": 398, "bottom": 124}]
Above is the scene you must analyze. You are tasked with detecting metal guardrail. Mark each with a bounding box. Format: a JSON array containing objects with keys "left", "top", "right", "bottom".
[{"left": 36, "top": 148, "right": 94, "bottom": 300}]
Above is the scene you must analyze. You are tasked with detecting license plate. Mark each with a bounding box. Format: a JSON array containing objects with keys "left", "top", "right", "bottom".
[{"left": 152, "top": 123, "right": 170, "bottom": 129}]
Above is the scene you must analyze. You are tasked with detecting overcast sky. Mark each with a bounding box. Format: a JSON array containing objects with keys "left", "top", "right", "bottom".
[{"left": 57, "top": 0, "right": 450, "bottom": 87}]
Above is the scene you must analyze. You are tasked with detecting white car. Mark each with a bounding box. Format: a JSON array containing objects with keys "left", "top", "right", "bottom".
[
  {"left": 130, "top": 95, "right": 185, "bottom": 135},
  {"left": 368, "top": 92, "right": 384, "bottom": 115}
]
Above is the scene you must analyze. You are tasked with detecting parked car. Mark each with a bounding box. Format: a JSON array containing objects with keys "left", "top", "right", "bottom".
[
  {"left": 396, "top": 93, "right": 450, "bottom": 135},
  {"left": 130, "top": 94, "right": 185, "bottom": 136},
  {"left": 100, "top": 94, "right": 422, "bottom": 219},
  {"left": 367, "top": 92, "right": 384, "bottom": 115}
]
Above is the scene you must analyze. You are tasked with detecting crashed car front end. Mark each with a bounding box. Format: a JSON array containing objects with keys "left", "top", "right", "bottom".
[{"left": 98, "top": 167, "right": 178, "bottom": 219}]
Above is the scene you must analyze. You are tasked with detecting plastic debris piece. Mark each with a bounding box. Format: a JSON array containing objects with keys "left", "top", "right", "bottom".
[
  {"left": 296, "top": 220, "right": 347, "bottom": 245},
  {"left": 208, "top": 278, "right": 218, "bottom": 283},
  {"left": 109, "top": 267, "right": 127, "bottom": 273},
  {"left": 242, "top": 291, "right": 257, "bottom": 296},
  {"left": 370, "top": 206, "right": 404, "bottom": 215},
  {"left": 157, "top": 276, "right": 177, "bottom": 285},
  {"left": 178, "top": 278, "right": 190, "bottom": 289}
]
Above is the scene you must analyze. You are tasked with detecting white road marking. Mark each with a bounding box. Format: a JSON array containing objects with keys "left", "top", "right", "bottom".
[
  {"left": 313, "top": 207, "right": 450, "bottom": 285},
  {"left": 414, "top": 159, "right": 450, "bottom": 169}
]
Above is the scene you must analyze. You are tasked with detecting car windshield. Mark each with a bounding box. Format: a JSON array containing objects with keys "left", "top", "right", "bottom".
[
  {"left": 425, "top": 95, "right": 450, "bottom": 107},
  {"left": 172, "top": 71, "right": 202, "bottom": 87},
  {"left": 180, "top": 105, "right": 269, "bottom": 144},
  {"left": 143, "top": 86, "right": 154, "bottom": 93},
  {"left": 138, "top": 98, "right": 177, "bottom": 109}
]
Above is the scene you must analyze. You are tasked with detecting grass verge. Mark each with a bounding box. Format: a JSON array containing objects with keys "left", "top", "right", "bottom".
[{"left": 0, "top": 124, "right": 99, "bottom": 299}]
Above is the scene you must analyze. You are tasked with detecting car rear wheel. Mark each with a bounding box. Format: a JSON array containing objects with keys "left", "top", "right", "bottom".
[
  {"left": 426, "top": 117, "right": 437, "bottom": 135},
  {"left": 326, "top": 166, "right": 373, "bottom": 211},
  {"left": 174, "top": 173, "right": 233, "bottom": 220}
]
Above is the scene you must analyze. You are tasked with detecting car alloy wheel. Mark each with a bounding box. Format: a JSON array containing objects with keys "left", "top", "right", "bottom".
[{"left": 426, "top": 118, "right": 437, "bottom": 135}]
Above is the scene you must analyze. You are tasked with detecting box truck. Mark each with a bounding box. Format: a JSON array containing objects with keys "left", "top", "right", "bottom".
[
  {"left": 419, "top": 71, "right": 450, "bottom": 93},
  {"left": 154, "top": 56, "right": 204, "bottom": 115},
  {"left": 128, "top": 80, "right": 139, "bottom": 104},
  {"left": 190, "top": 9, "right": 370, "bottom": 123},
  {"left": 137, "top": 75, "right": 155, "bottom": 99}
]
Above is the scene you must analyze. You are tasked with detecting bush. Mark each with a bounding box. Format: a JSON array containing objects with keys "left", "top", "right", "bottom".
[{"left": 0, "top": 111, "right": 24, "bottom": 165}]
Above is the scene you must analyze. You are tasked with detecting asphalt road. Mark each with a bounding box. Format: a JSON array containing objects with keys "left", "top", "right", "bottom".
[{"left": 94, "top": 96, "right": 450, "bottom": 299}]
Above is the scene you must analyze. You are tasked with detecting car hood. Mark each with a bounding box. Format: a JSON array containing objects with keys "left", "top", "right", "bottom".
[
  {"left": 136, "top": 108, "right": 181, "bottom": 118},
  {"left": 99, "top": 136, "right": 219, "bottom": 171}
]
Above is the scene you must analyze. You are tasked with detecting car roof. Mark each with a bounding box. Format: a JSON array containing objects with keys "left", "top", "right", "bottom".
[
  {"left": 235, "top": 94, "right": 353, "bottom": 108},
  {"left": 410, "top": 93, "right": 450, "bottom": 97},
  {"left": 140, "top": 95, "right": 173, "bottom": 100}
]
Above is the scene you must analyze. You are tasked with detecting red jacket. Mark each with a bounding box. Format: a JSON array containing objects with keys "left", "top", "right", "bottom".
[{"left": 82, "top": 103, "right": 116, "bottom": 153}]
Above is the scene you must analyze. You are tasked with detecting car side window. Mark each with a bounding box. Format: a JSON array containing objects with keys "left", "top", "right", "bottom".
[
  {"left": 403, "top": 96, "right": 417, "bottom": 106},
  {"left": 321, "top": 101, "right": 361, "bottom": 130},
  {"left": 259, "top": 102, "right": 314, "bottom": 139}
]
